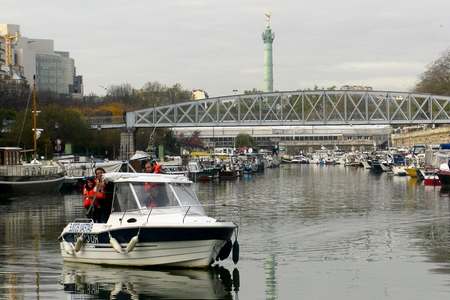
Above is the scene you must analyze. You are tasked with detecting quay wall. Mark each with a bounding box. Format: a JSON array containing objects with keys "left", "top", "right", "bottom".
[
  {"left": 280, "top": 139, "right": 374, "bottom": 154},
  {"left": 391, "top": 126, "right": 450, "bottom": 147}
]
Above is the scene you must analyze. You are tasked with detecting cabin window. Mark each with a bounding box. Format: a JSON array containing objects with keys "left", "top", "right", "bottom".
[
  {"left": 112, "top": 183, "right": 139, "bottom": 212},
  {"left": 170, "top": 183, "right": 205, "bottom": 215},
  {"left": 132, "top": 182, "right": 179, "bottom": 208}
]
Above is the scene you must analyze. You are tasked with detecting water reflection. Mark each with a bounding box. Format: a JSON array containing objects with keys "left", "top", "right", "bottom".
[
  {"left": 264, "top": 254, "right": 277, "bottom": 300},
  {"left": 61, "top": 263, "right": 239, "bottom": 299}
]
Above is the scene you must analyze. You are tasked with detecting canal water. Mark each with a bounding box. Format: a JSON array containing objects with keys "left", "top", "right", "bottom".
[{"left": 1, "top": 165, "right": 450, "bottom": 299}]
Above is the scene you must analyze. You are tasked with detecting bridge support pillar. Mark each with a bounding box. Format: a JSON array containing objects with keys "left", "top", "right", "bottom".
[{"left": 119, "top": 130, "right": 135, "bottom": 160}]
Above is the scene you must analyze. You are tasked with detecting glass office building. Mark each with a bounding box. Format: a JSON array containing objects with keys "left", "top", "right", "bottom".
[{"left": 36, "top": 52, "right": 74, "bottom": 95}]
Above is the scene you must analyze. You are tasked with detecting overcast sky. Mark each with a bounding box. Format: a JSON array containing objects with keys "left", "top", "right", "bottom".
[{"left": 3, "top": 0, "right": 450, "bottom": 96}]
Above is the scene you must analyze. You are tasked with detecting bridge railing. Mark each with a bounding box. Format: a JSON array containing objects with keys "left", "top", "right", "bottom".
[{"left": 86, "top": 116, "right": 125, "bottom": 128}]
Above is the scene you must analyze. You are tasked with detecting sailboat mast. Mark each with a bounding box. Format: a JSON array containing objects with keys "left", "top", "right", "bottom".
[{"left": 32, "top": 76, "right": 37, "bottom": 159}]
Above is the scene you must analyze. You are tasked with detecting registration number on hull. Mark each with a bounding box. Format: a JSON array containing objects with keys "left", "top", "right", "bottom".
[{"left": 68, "top": 223, "right": 93, "bottom": 233}]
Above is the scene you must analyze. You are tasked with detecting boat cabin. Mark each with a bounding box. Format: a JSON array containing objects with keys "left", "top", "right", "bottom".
[
  {"left": 104, "top": 173, "right": 206, "bottom": 223},
  {"left": 0, "top": 147, "right": 22, "bottom": 166}
]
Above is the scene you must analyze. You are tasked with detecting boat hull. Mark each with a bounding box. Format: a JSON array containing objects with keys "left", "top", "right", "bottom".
[
  {"left": 370, "top": 162, "right": 383, "bottom": 173},
  {"left": 60, "top": 225, "right": 235, "bottom": 268},
  {"left": 424, "top": 178, "right": 441, "bottom": 186},
  {"left": 219, "top": 170, "right": 237, "bottom": 180},
  {"left": 0, "top": 175, "right": 64, "bottom": 194},
  {"left": 437, "top": 171, "right": 450, "bottom": 186},
  {"left": 61, "top": 239, "right": 226, "bottom": 268}
]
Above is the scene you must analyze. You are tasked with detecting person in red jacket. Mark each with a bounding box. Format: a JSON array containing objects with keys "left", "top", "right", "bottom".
[
  {"left": 144, "top": 159, "right": 161, "bottom": 173},
  {"left": 151, "top": 160, "right": 161, "bottom": 174},
  {"left": 83, "top": 178, "right": 96, "bottom": 210},
  {"left": 83, "top": 178, "right": 103, "bottom": 222},
  {"left": 93, "top": 167, "right": 112, "bottom": 223}
]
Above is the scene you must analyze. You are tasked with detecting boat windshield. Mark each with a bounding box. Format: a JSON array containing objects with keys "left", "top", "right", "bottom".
[
  {"left": 120, "top": 182, "right": 206, "bottom": 215},
  {"left": 112, "top": 183, "right": 140, "bottom": 212}
]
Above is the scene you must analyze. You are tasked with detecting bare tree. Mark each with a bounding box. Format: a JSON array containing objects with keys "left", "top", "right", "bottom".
[{"left": 415, "top": 49, "right": 450, "bottom": 96}]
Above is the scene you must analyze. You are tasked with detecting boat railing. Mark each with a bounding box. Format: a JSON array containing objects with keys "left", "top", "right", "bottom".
[
  {"left": 0, "top": 164, "right": 62, "bottom": 177},
  {"left": 72, "top": 218, "right": 94, "bottom": 224}
]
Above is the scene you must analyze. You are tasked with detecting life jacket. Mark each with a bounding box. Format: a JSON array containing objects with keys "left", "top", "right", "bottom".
[
  {"left": 83, "top": 180, "right": 108, "bottom": 209},
  {"left": 144, "top": 182, "right": 156, "bottom": 192},
  {"left": 83, "top": 187, "right": 99, "bottom": 209},
  {"left": 153, "top": 163, "right": 161, "bottom": 174}
]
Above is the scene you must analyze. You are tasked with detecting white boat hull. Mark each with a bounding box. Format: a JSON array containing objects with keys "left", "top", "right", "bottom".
[{"left": 61, "top": 239, "right": 225, "bottom": 268}]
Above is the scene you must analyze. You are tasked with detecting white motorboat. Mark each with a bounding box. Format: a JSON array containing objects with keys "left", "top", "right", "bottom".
[
  {"left": 56, "top": 155, "right": 124, "bottom": 184},
  {"left": 392, "top": 166, "right": 407, "bottom": 176},
  {"left": 59, "top": 172, "right": 238, "bottom": 268},
  {"left": 362, "top": 160, "right": 372, "bottom": 169}
]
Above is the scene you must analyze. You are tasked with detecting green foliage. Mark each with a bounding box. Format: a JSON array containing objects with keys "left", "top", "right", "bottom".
[
  {"left": 415, "top": 50, "right": 450, "bottom": 96},
  {"left": 0, "top": 109, "right": 16, "bottom": 133},
  {"left": 235, "top": 133, "right": 254, "bottom": 148},
  {"left": 161, "top": 130, "right": 180, "bottom": 155},
  {"left": 2, "top": 105, "right": 96, "bottom": 158}
]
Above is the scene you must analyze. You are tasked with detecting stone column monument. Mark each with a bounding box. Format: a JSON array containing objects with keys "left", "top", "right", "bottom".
[{"left": 262, "top": 12, "right": 275, "bottom": 92}]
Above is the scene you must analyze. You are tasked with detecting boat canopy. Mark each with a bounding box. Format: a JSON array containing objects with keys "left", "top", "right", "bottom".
[
  {"left": 107, "top": 173, "right": 205, "bottom": 215},
  {"left": 104, "top": 172, "right": 191, "bottom": 184}
]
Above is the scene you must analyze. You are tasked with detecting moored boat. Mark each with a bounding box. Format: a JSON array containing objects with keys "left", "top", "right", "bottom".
[
  {"left": 0, "top": 80, "right": 65, "bottom": 195},
  {"left": 219, "top": 163, "right": 238, "bottom": 180},
  {"left": 187, "top": 161, "right": 219, "bottom": 182},
  {"left": 362, "top": 160, "right": 371, "bottom": 169},
  {"left": 0, "top": 147, "right": 65, "bottom": 195},
  {"left": 392, "top": 166, "right": 407, "bottom": 176},
  {"left": 437, "top": 170, "right": 450, "bottom": 186},
  {"left": 422, "top": 169, "right": 440, "bottom": 186},
  {"left": 405, "top": 166, "right": 418, "bottom": 177}
]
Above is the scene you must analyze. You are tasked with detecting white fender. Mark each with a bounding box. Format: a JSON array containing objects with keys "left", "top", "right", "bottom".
[
  {"left": 63, "top": 241, "right": 74, "bottom": 255},
  {"left": 74, "top": 236, "right": 84, "bottom": 252},
  {"left": 125, "top": 235, "right": 139, "bottom": 253},
  {"left": 109, "top": 235, "right": 122, "bottom": 253}
]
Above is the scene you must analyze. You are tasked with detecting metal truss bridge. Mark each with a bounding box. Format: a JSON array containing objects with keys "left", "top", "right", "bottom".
[{"left": 89, "top": 90, "right": 450, "bottom": 129}]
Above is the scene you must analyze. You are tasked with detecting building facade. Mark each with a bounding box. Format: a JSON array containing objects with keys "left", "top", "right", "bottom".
[
  {"left": 0, "top": 39, "right": 4, "bottom": 65},
  {"left": 36, "top": 51, "right": 75, "bottom": 95},
  {"left": 0, "top": 24, "right": 82, "bottom": 97},
  {"left": 173, "top": 125, "right": 392, "bottom": 153}
]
